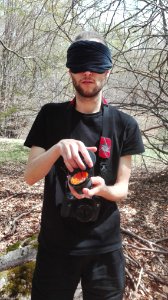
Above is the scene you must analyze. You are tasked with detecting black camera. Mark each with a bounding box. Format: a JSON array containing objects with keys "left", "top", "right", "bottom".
[
  {"left": 60, "top": 150, "right": 101, "bottom": 222},
  {"left": 61, "top": 192, "right": 101, "bottom": 222}
]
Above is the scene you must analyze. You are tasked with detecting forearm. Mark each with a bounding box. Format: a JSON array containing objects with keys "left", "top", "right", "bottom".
[
  {"left": 81, "top": 177, "right": 129, "bottom": 202},
  {"left": 98, "top": 181, "right": 129, "bottom": 202},
  {"left": 24, "top": 144, "right": 60, "bottom": 185}
]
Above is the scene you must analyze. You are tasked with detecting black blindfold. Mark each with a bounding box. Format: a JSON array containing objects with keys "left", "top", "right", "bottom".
[{"left": 66, "top": 40, "right": 112, "bottom": 74}]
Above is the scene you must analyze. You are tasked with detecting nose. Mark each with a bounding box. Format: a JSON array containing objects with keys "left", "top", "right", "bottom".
[{"left": 83, "top": 70, "right": 92, "bottom": 76}]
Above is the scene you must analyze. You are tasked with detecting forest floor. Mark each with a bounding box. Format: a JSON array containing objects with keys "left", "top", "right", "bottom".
[{"left": 0, "top": 161, "right": 168, "bottom": 300}]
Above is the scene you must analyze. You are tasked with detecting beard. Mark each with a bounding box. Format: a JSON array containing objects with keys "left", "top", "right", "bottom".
[{"left": 71, "top": 76, "right": 106, "bottom": 98}]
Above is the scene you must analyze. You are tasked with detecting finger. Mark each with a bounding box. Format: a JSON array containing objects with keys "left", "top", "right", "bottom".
[
  {"left": 70, "top": 144, "right": 86, "bottom": 170},
  {"left": 63, "top": 143, "right": 79, "bottom": 171},
  {"left": 87, "top": 146, "right": 97, "bottom": 153},
  {"left": 64, "top": 157, "right": 79, "bottom": 171},
  {"left": 82, "top": 188, "right": 93, "bottom": 198},
  {"left": 68, "top": 184, "right": 85, "bottom": 199},
  {"left": 64, "top": 160, "right": 75, "bottom": 173},
  {"left": 90, "top": 176, "right": 104, "bottom": 185},
  {"left": 82, "top": 187, "right": 98, "bottom": 197},
  {"left": 78, "top": 146, "right": 95, "bottom": 168}
]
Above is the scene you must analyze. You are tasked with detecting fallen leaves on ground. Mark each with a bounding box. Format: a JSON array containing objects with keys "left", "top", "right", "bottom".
[{"left": 0, "top": 162, "right": 167, "bottom": 299}]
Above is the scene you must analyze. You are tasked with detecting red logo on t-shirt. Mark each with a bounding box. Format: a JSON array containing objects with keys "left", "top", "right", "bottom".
[{"left": 99, "top": 137, "right": 112, "bottom": 158}]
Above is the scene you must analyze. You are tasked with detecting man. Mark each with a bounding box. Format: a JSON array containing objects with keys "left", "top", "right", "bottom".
[{"left": 24, "top": 31, "right": 145, "bottom": 300}]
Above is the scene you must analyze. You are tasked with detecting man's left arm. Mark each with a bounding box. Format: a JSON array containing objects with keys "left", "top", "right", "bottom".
[
  {"left": 70, "top": 155, "right": 132, "bottom": 202},
  {"left": 99, "top": 155, "right": 132, "bottom": 202}
]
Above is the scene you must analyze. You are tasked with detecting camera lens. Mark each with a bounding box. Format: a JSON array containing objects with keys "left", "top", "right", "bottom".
[{"left": 76, "top": 204, "right": 94, "bottom": 222}]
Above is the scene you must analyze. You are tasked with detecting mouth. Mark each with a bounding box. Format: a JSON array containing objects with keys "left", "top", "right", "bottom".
[{"left": 81, "top": 79, "right": 94, "bottom": 84}]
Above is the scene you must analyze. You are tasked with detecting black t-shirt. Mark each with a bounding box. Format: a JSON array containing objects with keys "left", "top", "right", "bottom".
[{"left": 24, "top": 101, "right": 145, "bottom": 255}]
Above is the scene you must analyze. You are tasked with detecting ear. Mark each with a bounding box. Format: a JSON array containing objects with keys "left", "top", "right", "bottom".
[
  {"left": 68, "top": 69, "right": 73, "bottom": 78},
  {"left": 105, "top": 70, "right": 111, "bottom": 78}
]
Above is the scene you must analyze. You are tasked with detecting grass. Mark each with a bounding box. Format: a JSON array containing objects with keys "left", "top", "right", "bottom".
[{"left": 0, "top": 138, "right": 29, "bottom": 163}]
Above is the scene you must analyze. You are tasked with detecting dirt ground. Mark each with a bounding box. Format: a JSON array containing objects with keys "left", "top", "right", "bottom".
[{"left": 0, "top": 162, "right": 168, "bottom": 299}]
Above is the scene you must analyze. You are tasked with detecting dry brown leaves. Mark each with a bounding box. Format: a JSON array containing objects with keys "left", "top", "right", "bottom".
[
  {"left": 119, "top": 168, "right": 168, "bottom": 300},
  {"left": 0, "top": 162, "right": 43, "bottom": 253},
  {"left": 0, "top": 162, "right": 168, "bottom": 299}
]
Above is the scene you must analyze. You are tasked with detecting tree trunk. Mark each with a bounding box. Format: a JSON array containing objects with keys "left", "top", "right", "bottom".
[{"left": 0, "top": 245, "right": 37, "bottom": 272}]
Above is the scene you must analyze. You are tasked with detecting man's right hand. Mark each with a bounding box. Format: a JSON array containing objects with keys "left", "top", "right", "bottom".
[{"left": 57, "top": 139, "right": 97, "bottom": 173}]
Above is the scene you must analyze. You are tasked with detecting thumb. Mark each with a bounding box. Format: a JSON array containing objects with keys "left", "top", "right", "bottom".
[{"left": 82, "top": 187, "right": 99, "bottom": 198}]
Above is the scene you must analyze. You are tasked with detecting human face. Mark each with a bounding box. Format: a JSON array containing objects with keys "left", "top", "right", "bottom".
[{"left": 70, "top": 70, "right": 110, "bottom": 98}]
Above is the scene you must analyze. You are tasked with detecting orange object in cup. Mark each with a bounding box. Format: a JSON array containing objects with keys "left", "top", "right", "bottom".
[{"left": 70, "top": 171, "right": 89, "bottom": 185}]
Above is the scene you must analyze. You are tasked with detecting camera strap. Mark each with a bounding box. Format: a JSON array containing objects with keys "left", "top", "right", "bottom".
[{"left": 98, "top": 103, "right": 112, "bottom": 179}]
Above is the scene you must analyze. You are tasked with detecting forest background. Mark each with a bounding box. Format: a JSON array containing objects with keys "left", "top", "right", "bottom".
[{"left": 0, "top": 0, "right": 168, "bottom": 299}]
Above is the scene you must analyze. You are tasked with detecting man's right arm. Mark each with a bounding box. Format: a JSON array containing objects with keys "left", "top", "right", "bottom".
[
  {"left": 24, "top": 144, "right": 61, "bottom": 185},
  {"left": 24, "top": 140, "right": 97, "bottom": 186}
]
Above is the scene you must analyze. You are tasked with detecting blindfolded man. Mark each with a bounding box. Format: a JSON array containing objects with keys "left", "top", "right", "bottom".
[{"left": 24, "top": 31, "right": 145, "bottom": 300}]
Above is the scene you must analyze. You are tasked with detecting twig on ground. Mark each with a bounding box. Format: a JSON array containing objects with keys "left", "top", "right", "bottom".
[
  {"left": 154, "top": 237, "right": 168, "bottom": 243},
  {"left": 135, "top": 267, "right": 144, "bottom": 293},
  {"left": 121, "top": 227, "right": 168, "bottom": 251},
  {"left": 4, "top": 205, "right": 40, "bottom": 237},
  {"left": 124, "top": 243, "right": 168, "bottom": 255},
  {"left": 125, "top": 267, "right": 137, "bottom": 291}
]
